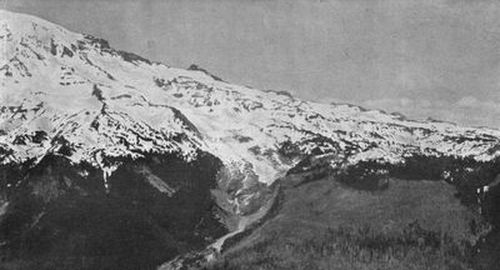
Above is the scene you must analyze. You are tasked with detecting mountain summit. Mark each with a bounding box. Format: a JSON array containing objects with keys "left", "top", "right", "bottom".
[
  {"left": 1, "top": 9, "right": 499, "bottom": 203},
  {"left": 1, "top": 10, "right": 500, "bottom": 270}
]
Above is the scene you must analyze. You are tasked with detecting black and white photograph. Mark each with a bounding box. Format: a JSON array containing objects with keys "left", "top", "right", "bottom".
[{"left": 1, "top": 0, "right": 500, "bottom": 269}]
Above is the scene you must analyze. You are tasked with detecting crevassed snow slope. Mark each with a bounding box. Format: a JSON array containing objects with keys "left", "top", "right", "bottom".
[{"left": 1, "top": 9, "right": 500, "bottom": 198}]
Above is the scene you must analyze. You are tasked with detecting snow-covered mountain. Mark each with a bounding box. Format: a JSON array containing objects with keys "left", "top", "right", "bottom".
[
  {"left": 1, "top": 9, "right": 500, "bottom": 213},
  {"left": 3, "top": 10, "right": 500, "bottom": 270}
]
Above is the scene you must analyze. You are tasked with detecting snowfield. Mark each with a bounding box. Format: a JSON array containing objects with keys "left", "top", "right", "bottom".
[{"left": 1, "top": 9, "right": 500, "bottom": 211}]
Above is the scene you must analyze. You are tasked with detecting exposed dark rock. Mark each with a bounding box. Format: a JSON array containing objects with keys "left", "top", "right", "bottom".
[
  {"left": 91, "top": 85, "right": 105, "bottom": 101},
  {"left": 84, "top": 35, "right": 111, "bottom": 50},
  {"left": 61, "top": 46, "right": 73, "bottom": 58},
  {"left": 187, "top": 64, "right": 224, "bottom": 82},
  {"left": 263, "top": 89, "right": 294, "bottom": 98},
  {"left": 117, "top": 51, "right": 151, "bottom": 65},
  {"left": 49, "top": 39, "right": 57, "bottom": 56}
]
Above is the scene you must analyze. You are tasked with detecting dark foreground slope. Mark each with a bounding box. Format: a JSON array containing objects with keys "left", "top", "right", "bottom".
[
  {"left": 206, "top": 157, "right": 500, "bottom": 270},
  {"left": 0, "top": 153, "right": 227, "bottom": 270},
  {"left": 207, "top": 177, "right": 486, "bottom": 270}
]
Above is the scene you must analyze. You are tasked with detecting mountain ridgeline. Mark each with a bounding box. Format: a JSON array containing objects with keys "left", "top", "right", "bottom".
[{"left": 1, "top": 10, "right": 500, "bottom": 270}]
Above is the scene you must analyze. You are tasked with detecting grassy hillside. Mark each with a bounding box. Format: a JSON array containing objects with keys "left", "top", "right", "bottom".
[{"left": 206, "top": 176, "right": 488, "bottom": 270}]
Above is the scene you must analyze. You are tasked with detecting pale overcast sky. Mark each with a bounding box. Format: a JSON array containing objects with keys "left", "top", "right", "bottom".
[{"left": 3, "top": 0, "right": 500, "bottom": 128}]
